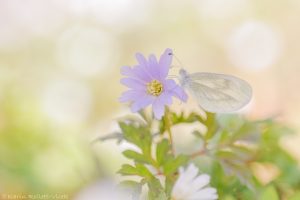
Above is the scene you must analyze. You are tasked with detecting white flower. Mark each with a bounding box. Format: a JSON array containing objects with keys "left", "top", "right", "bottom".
[{"left": 172, "top": 163, "right": 218, "bottom": 200}]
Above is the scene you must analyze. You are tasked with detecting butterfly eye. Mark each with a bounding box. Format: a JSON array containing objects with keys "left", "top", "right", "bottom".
[{"left": 168, "top": 52, "right": 173, "bottom": 55}]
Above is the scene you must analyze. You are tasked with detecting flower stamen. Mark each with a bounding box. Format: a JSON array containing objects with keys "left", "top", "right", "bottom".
[{"left": 147, "top": 80, "right": 163, "bottom": 96}]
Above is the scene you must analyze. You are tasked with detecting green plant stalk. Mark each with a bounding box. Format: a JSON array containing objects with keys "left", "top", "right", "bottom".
[{"left": 164, "top": 107, "right": 175, "bottom": 155}]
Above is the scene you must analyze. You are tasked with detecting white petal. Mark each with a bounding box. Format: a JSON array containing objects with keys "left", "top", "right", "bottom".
[
  {"left": 178, "top": 164, "right": 199, "bottom": 185},
  {"left": 190, "top": 187, "right": 218, "bottom": 200},
  {"left": 171, "top": 163, "right": 218, "bottom": 200},
  {"left": 189, "top": 174, "right": 210, "bottom": 191}
]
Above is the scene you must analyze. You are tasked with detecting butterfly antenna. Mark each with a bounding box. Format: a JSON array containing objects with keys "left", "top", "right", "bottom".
[
  {"left": 169, "top": 52, "right": 184, "bottom": 67},
  {"left": 170, "top": 65, "right": 180, "bottom": 69}
]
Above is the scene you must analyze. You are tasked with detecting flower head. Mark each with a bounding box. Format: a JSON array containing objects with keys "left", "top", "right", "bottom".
[
  {"left": 119, "top": 48, "right": 188, "bottom": 119},
  {"left": 172, "top": 163, "right": 218, "bottom": 200}
]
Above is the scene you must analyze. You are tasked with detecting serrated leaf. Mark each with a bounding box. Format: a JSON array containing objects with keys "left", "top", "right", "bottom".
[
  {"left": 159, "top": 111, "right": 207, "bottom": 134},
  {"left": 118, "top": 163, "right": 153, "bottom": 178},
  {"left": 163, "top": 155, "right": 189, "bottom": 175},
  {"left": 135, "top": 163, "right": 153, "bottom": 178},
  {"left": 202, "top": 112, "right": 218, "bottom": 139},
  {"left": 156, "top": 139, "right": 170, "bottom": 165},
  {"left": 123, "top": 150, "right": 152, "bottom": 164},
  {"left": 120, "top": 180, "right": 141, "bottom": 187},
  {"left": 118, "top": 164, "right": 139, "bottom": 176},
  {"left": 147, "top": 176, "right": 166, "bottom": 200},
  {"left": 119, "top": 122, "right": 152, "bottom": 156}
]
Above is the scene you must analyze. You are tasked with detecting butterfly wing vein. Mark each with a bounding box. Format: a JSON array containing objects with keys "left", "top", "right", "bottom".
[{"left": 185, "top": 72, "right": 252, "bottom": 113}]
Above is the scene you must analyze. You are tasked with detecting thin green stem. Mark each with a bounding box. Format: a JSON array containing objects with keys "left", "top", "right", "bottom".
[{"left": 164, "top": 107, "right": 175, "bottom": 155}]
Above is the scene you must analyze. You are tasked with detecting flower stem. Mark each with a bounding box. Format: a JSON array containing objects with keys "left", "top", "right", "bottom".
[
  {"left": 189, "top": 142, "right": 207, "bottom": 159},
  {"left": 190, "top": 149, "right": 206, "bottom": 159},
  {"left": 164, "top": 107, "right": 175, "bottom": 155}
]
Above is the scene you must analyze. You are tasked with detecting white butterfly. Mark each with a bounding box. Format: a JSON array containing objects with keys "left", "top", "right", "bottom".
[{"left": 178, "top": 69, "right": 252, "bottom": 113}]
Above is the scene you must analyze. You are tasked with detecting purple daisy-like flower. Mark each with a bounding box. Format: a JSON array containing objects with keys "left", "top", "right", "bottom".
[{"left": 119, "top": 48, "right": 188, "bottom": 119}]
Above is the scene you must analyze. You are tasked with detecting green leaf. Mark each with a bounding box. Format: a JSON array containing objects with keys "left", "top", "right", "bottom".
[
  {"left": 217, "top": 114, "right": 244, "bottom": 132},
  {"left": 156, "top": 139, "right": 170, "bottom": 165},
  {"left": 288, "top": 192, "right": 300, "bottom": 200},
  {"left": 118, "top": 164, "right": 139, "bottom": 176},
  {"left": 123, "top": 150, "right": 152, "bottom": 164},
  {"left": 119, "top": 122, "right": 152, "bottom": 156},
  {"left": 118, "top": 163, "right": 153, "bottom": 178},
  {"left": 216, "top": 150, "right": 256, "bottom": 190},
  {"left": 147, "top": 176, "right": 167, "bottom": 200},
  {"left": 223, "top": 195, "right": 237, "bottom": 200},
  {"left": 165, "top": 175, "right": 176, "bottom": 196},
  {"left": 202, "top": 112, "right": 218, "bottom": 139},
  {"left": 135, "top": 163, "right": 153, "bottom": 178},
  {"left": 159, "top": 111, "right": 207, "bottom": 134},
  {"left": 259, "top": 186, "right": 279, "bottom": 200},
  {"left": 163, "top": 155, "right": 189, "bottom": 175},
  {"left": 155, "top": 192, "right": 169, "bottom": 200},
  {"left": 120, "top": 180, "right": 141, "bottom": 187}
]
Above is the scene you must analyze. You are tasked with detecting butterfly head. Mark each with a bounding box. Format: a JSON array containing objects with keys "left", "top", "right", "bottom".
[{"left": 178, "top": 68, "right": 189, "bottom": 87}]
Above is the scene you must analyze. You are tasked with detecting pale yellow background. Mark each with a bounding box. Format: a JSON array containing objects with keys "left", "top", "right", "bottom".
[{"left": 0, "top": 0, "right": 300, "bottom": 197}]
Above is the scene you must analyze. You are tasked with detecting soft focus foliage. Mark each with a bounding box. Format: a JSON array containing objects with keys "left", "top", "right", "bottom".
[
  {"left": 103, "top": 110, "right": 300, "bottom": 199},
  {"left": 0, "top": 89, "right": 100, "bottom": 197}
]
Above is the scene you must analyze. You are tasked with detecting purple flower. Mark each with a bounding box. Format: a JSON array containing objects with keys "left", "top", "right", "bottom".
[{"left": 119, "top": 48, "right": 188, "bottom": 119}]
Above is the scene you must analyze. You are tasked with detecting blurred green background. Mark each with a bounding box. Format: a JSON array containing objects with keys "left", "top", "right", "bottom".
[{"left": 1, "top": 0, "right": 300, "bottom": 199}]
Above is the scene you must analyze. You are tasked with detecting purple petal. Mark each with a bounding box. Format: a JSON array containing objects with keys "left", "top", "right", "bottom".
[
  {"left": 120, "top": 78, "right": 146, "bottom": 90},
  {"left": 170, "top": 86, "right": 188, "bottom": 102},
  {"left": 147, "top": 54, "right": 160, "bottom": 80},
  {"left": 120, "top": 66, "right": 133, "bottom": 76},
  {"left": 121, "top": 65, "right": 151, "bottom": 82},
  {"left": 152, "top": 98, "right": 165, "bottom": 119},
  {"left": 119, "top": 90, "right": 145, "bottom": 102},
  {"left": 135, "top": 52, "right": 156, "bottom": 80},
  {"left": 157, "top": 92, "right": 172, "bottom": 105},
  {"left": 164, "top": 79, "right": 188, "bottom": 102},
  {"left": 133, "top": 65, "right": 152, "bottom": 82},
  {"left": 164, "top": 79, "right": 177, "bottom": 90},
  {"left": 131, "top": 95, "right": 154, "bottom": 112},
  {"left": 135, "top": 53, "right": 148, "bottom": 67},
  {"left": 159, "top": 48, "right": 173, "bottom": 79}
]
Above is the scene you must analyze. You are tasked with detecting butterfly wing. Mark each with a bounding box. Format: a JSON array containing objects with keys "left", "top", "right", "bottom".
[{"left": 184, "top": 72, "right": 252, "bottom": 113}]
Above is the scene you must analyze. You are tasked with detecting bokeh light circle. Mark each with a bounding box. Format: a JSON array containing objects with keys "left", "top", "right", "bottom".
[
  {"left": 227, "top": 21, "right": 283, "bottom": 71},
  {"left": 41, "top": 79, "right": 92, "bottom": 124},
  {"left": 56, "top": 25, "right": 118, "bottom": 77}
]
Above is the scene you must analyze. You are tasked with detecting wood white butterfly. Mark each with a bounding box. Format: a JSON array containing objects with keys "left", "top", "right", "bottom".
[{"left": 178, "top": 69, "right": 252, "bottom": 113}]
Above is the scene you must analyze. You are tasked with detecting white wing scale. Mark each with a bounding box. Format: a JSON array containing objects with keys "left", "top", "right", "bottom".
[{"left": 181, "top": 71, "right": 252, "bottom": 113}]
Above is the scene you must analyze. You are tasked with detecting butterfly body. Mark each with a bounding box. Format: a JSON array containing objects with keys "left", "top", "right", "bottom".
[{"left": 178, "top": 68, "right": 252, "bottom": 113}]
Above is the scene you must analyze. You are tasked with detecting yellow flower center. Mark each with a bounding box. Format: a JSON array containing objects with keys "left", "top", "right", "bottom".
[{"left": 147, "top": 80, "right": 163, "bottom": 96}]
